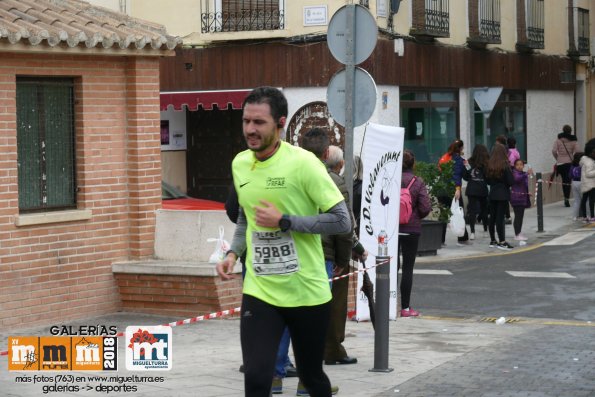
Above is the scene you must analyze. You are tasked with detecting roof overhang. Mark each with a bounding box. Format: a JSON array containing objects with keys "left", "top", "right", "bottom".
[
  {"left": 0, "top": 42, "right": 175, "bottom": 57},
  {"left": 160, "top": 90, "right": 252, "bottom": 111}
]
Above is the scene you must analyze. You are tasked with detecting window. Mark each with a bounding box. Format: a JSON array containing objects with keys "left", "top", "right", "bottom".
[
  {"left": 473, "top": 91, "right": 526, "bottom": 159},
  {"left": 16, "top": 78, "right": 76, "bottom": 212},
  {"left": 424, "top": 0, "right": 450, "bottom": 36},
  {"left": 577, "top": 8, "right": 590, "bottom": 55},
  {"left": 411, "top": 0, "right": 450, "bottom": 38},
  {"left": 400, "top": 89, "right": 458, "bottom": 163},
  {"left": 525, "top": 0, "right": 544, "bottom": 48},
  {"left": 201, "top": 0, "right": 285, "bottom": 33},
  {"left": 478, "top": 0, "right": 500, "bottom": 41}
]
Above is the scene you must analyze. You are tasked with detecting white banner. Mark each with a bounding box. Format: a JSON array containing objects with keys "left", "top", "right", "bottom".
[{"left": 356, "top": 123, "right": 404, "bottom": 321}]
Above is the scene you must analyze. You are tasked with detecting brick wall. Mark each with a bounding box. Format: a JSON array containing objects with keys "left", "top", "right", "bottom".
[
  {"left": 114, "top": 273, "right": 243, "bottom": 318},
  {"left": 411, "top": 0, "right": 426, "bottom": 31},
  {"left": 516, "top": 0, "right": 527, "bottom": 44},
  {"left": 468, "top": 0, "right": 479, "bottom": 37},
  {"left": 0, "top": 53, "right": 161, "bottom": 329}
]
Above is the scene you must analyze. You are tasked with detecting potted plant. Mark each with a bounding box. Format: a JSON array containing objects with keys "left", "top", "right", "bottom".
[{"left": 413, "top": 160, "right": 455, "bottom": 256}]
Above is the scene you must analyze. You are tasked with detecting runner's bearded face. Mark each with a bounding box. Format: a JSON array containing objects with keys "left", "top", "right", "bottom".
[{"left": 242, "top": 102, "right": 279, "bottom": 155}]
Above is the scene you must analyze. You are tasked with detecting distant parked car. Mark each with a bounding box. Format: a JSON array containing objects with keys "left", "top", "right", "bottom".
[{"left": 161, "top": 181, "right": 225, "bottom": 210}]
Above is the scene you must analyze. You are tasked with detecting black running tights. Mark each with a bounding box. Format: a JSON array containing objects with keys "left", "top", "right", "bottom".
[{"left": 241, "top": 294, "right": 332, "bottom": 397}]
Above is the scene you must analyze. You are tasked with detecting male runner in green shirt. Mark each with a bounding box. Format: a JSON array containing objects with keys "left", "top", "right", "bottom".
[{"left": 217, "top": 86, "right": 351, "bottom": 397}]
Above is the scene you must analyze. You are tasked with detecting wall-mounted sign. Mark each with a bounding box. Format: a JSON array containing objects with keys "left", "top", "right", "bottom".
[
  {"left": 303, "top": 6, "right": 328, "bottom": 26},
  {"left": 160, "top": 110, "right": 187, "bottom": 151}
]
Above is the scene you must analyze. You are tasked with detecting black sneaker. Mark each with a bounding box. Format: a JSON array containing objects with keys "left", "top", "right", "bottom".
[
  {"left": 497, "top": 241, "right": 513, "bottom": 251},
  {"left": 489, "top": 240, "right": 498, "bottom": 248},
  {"left": 564, "top": 199, "right": 570, "bottom": 207}
]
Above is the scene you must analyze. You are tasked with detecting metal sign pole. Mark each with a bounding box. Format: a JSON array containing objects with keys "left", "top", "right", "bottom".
[{"left": 343, "top": 4, "right": 355, "bottom": 206}]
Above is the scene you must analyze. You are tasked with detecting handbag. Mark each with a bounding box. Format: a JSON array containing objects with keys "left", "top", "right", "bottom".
[{"left": 448, "top": 198, "right": 466, "bottom": 237}]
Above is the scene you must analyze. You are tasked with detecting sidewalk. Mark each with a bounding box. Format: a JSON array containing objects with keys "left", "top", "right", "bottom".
[
  {"left": 418, "top": 201, "right": 594, "bottom": 263},
  {"left": 1, "top": 201, "right": 593, "bottom": 397}
]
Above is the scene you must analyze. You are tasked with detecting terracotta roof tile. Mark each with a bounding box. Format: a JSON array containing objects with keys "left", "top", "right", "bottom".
[{"left": 0, "top": 0, "right": 180, "bottom": 51}]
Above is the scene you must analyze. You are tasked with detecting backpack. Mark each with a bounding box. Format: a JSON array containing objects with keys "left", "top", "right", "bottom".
[
  {"left": 438, "top": 153, "right": 452, "bottom": 165},
  {"left": 570, "top": 165, "right": 581, "bottom": 181},
  {"left": 400, "top": 177, "right": 417, "bottom": 224}
]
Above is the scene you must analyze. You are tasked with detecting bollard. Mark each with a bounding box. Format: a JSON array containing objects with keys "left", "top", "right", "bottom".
[
  {"left": 536, "top": 172, "right": 544, "bottom": 232},
  {"left": 369, "top": 255, "right": 394, "bottom": 373}
]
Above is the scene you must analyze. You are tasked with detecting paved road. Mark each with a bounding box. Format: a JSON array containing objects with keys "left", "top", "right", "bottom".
[
  {"left": 413, "top": 230, "right": 595, "bottom": 322},
  {"left": 378, "top": 230, "right": 595, "bottom": 397},
  {"left": 377, "top": 325, "right": 595, "bottom": 397}
]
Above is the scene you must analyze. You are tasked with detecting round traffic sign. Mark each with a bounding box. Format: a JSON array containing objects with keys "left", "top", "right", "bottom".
[
  {"left": 327, "top": 4, "right": 378, "bottom": 65},
  {"left": 327, "top": 66, "right": 377, "bottom": 127}
]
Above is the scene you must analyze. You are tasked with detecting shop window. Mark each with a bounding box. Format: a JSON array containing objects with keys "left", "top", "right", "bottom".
[
  {"left": 473, "top": 91, "right": 526, "bottom": 159},
  {"left": 400, "top": 89, "right": 458, "bottom": 163}
]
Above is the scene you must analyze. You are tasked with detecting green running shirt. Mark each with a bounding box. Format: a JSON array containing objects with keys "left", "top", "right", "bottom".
[{"left": 232, "top": 141, "right": 344, "bottom": 307}]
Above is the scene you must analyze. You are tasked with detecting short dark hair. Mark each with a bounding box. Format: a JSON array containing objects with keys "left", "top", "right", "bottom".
[
  {"left": 495, "top": 135, "right": 507, "bottom": 146},
  {"left": 572, "top": 152, "right": 584, "bottom": 166},
  {"left": 585, "top": 138, "right": 595, "bottom": 160},
  {"left": 563, "top": 125, "right": 572, "bottom": 135},
  {"left": 301, "top": 128, "right": 329, "bottom": 159},
  {"left": 402, "top": 149, "right": 415, "bottom": 170},
  {"left": 507, "top": 136, "right": 516, "bottom": 148},
  {"left": 242, "top": 86, "right": 288, "bottom": 124}
]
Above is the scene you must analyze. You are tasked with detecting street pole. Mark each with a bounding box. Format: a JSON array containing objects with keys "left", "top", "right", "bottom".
[
  {"left": 343, "top": 4, "right": 355, "bottom": 207},
  {"left": 369, "top": 254, "right": 393, "bottom": 373},
  {"left": 536, "top": 172, "right": 544, "bottom": 232}
]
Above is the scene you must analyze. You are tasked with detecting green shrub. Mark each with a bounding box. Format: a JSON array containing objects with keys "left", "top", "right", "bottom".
[{"left": 413, "top": 161, "right": 455, "bottom": 223}]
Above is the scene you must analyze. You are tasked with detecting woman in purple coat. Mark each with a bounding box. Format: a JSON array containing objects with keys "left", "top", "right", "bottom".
[
  {"left": 399, "top": 150, "right": 432, "bottom": 317},
  {"left": 510, "top": 159, "right": 533, "bottom": 241}
]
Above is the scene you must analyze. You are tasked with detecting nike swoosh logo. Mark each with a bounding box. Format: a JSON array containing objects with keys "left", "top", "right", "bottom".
[{"left": 240, "top": 182, "right": 250, "bottom": 188}]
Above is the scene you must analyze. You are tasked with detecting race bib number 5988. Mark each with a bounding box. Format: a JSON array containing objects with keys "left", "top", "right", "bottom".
[{"left": 251, "top": 231, "right": 299, "bottom": 276}]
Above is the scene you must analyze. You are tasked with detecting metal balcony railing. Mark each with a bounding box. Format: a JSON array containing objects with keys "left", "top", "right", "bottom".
[
  {"left": 201, "top": 1, "right": 285, "bottom": 33},
  {"left": 424, "top": 0, "right": 449, "bottom": 37},
  {"left": 478, "top": 0, "right": 500, "bottom": 42},
  {"left": 577, "top": 8, "right": 590, "bottom": 55},
  {"left": 525, "top": 0, "right": 544, "bottom": 48}
]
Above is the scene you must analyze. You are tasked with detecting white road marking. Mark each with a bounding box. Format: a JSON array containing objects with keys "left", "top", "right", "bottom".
[
  {"left": 506, "top": 271, "right": 576, "bottom": 279},
  {"left": 398, "top": 269, "right": 453, "bottom": 275},
  {"left": 542, "top": 231, "right": 594, "bottom": 246}
]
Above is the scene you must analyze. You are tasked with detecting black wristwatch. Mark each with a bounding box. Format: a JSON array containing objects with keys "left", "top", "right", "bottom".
[{"left": 278, "top": 214, "right": 291, "bottom": 232}]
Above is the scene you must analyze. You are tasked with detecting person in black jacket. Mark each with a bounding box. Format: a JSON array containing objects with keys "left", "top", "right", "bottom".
[
  {"left": 486, "top": 143, "right": 514, "bottom": 250},
  {"left": 463, "top": 144, "right": 490, "bottom": 239}
]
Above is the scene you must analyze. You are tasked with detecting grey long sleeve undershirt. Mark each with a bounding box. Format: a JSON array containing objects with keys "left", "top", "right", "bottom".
[{"left": 229, "top": 201, "right": 351, "bottom": 256}]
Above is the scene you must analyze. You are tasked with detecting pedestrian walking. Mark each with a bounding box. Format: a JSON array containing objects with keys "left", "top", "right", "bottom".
[
  {"left": 463, "top": 144, "right": 490, "bottom": 240},
  {"left": 510, "top": 159, "right": 533, "bottom": 241},
  {"left": 398, "top": 150, "right": 431, "bottom": 317},
  {"left": 216, "top": 86, "right": 350, "bottom": 397},
  {"left": 552, "top": 125, "right": 578, "bottom": 207},
  {"left": 437, "top": 139, "right": 470, "bottom": 245},
  {"left": 486, "top": 143, "right": 514, "bottom": 251},
  {"left": 579, "top": 138, "right": 595, "bottom": 222},
  {"left": 569, "top": 153, "right": 585, "bottom": 220}
]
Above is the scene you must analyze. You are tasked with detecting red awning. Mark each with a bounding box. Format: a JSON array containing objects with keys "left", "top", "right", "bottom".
[{"left": 160, "top": 90, "right": 251, "bottom": 111}]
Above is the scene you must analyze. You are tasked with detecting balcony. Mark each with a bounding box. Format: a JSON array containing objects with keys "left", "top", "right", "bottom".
[
  {"left": 467, "top": 0, "right": 501, "bottom": 47},
  {"left": 577, "top": 8, "right": 590, "bottom": 56},
  {"left": 516, "top": 0, "right": 544, "bottom": 52},
  {"left": 201, "top": 0, "right": 285, "bottom": 33},
  {"left": 410, "top": 0, "right": 450, "bottom": 40}
]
